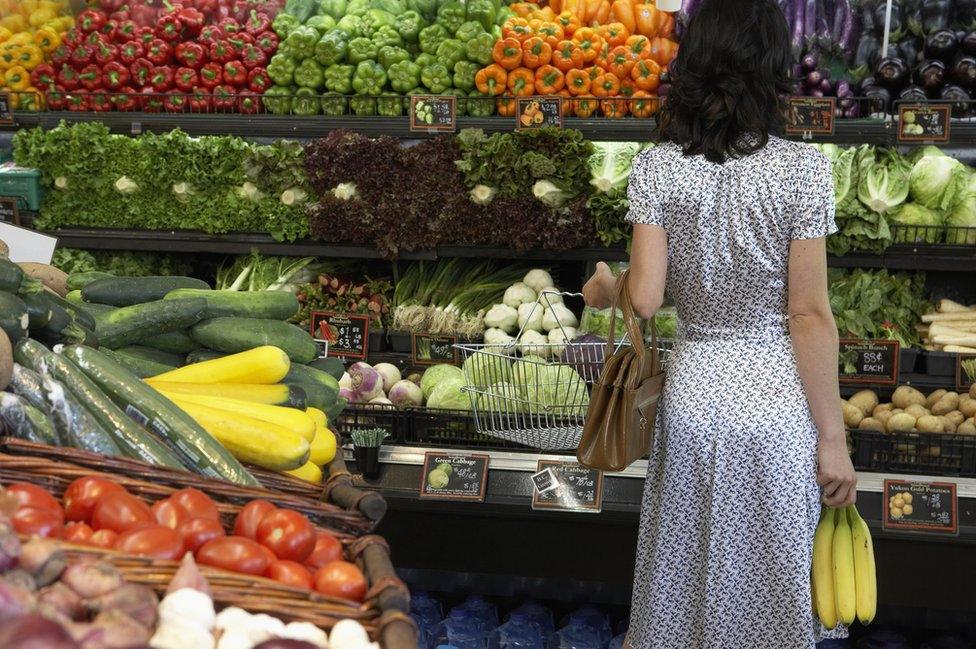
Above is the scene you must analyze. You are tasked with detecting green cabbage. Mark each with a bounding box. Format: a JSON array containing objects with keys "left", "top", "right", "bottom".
[
  {"left": 857, "top": 148, "right": 910, "bottom": 214},
  {"left": 463, "top": 352, "right": 512, "bottom": 389},
  {"left": 476, "top": 381, "right": 522, "bottom": 413},
  {"left": 588, "top": 142, "right": 645, "bottom": 193},
  {"left": 889, "top": 203, "right": 944, "bottom": 243},
  {"left": 908, "top": 154, "right": 967, "bottom": 210},
  {"left": 419, "top": 364, "right": 464, "bottom": 400},
  {"left": 946, "top": 187, "right": 976, "bottom": 245},
  {"left": 815, "top": 143, "right": 859, "bottom": 209},
  {"left": 426, "top": 376, "right": 471, "bottom": 410},
  {"left": 511, "top": 355, "right": 548, "bottom": 390},
  {"left": 521, "top": 365, "right": 589, "bottom": 416}
]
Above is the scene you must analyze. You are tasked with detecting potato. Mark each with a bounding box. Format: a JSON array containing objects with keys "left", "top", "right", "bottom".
[
  {"left": 890, "top": 408, "right": 904, "bottom": 415},
  {"left": 925, "top": 389, "right": 948, "bottom": 408},
  {"left": 892, "top": 385, "right": 926, "bottom": 409},
  {"left": 874, "top": 409, "right": 894, "bottom": 426},
  {"left": 848, "top": 390, "right": 879, "bottom": 416},
  {"left": 960, "top": 396, "right": 976, "bottom": 419},
  {"left": 920, "top": 445, "right": 942, "bottom": 458},
  {"left": 842, "top": 402, "right": 864, "bottom": 428},
  {"left": 916, "top": 415, "right": 945, "bottom": 434},
  {"left": 971, "top": 384, "right": 976, "bottom": 400},
  {"left": 958, "top": 419, "right": 976, "bottom": 435},
  {"left": 944, "top": 411, "right": 965, "bottom": 427},
  {"left": 0, "top": 329, "right": 10, "bottom": 392},
  {"left": 943, "top": 418, "right": 957, "bottom": 434},
  {"left": 20, "top": 263, "right": 68, "bottom": 297},
  {"left": 887, "top": 412, "right": 917, "bottom": 433},
  {"left": 931, "top": 392, "right": 960, "bottom": 416},
  {"left": 859, "top": 417, "right": 885, "bottom": 432},
  {"left": 904, "top": 404, "right": 930, "bottom": 419},
  {"left": 872, "top": 403, "right": 894, "bottom": 417}
]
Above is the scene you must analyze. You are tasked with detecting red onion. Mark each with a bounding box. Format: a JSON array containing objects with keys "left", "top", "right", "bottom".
[
  {"left": 19, "top": 538, "right": 66, "bottom": 587},
  {"left": 0, "top": 613, "right": 79, "bottom": 649},
  {"left": 74, "top": 610, "right": 151, "bottom": 649},
  {"left": 4, "top": 569, "right": 37, "bottom": 593},
  {"left": 61, "top": 562, "right": 123, "bottom": 600},
  {"left": 0, "top": 579, "right": 38, "bottom": 622},
  {"left": 85, "top": 583, "right": 158, "bottom": 629},
  {"left": 37, "top": 582, "right": 85, "bottom": 622},
  {"left": 0, "top": 519, "right": 21, "bottom": 572}
]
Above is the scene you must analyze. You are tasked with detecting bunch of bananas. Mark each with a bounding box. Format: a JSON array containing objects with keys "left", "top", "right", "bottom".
[{"left": 811, "top": 505, "right": 876, "bottom": 630}]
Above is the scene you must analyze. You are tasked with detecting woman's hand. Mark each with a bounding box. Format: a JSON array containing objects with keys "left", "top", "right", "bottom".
[
  {"left": 582, "top": 262, "right": 615, "bottom": 309},
  {"left": 817, "top": 437, "right": 857, "bottom": 507}
]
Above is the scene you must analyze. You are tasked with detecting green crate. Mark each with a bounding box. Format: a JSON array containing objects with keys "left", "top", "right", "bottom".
[{"left": 0, "top": 165, "right": 44, "bottom": 211}]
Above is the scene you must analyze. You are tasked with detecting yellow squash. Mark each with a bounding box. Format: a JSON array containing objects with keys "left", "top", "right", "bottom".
[
  {"left": 148, "top": 381, "right": 299, "bottom": 407},
  {"left": 150, "top": 345, "right": 290, "bottom": 384},
  {"left": 284, "top": 460, "right": 323, "bottom": 484},
  {"left": 159, "top": 392, "right": 315, "bottom": 442},
  {"left": 309, "top": 422, "right": 338, "bottom": 466}
]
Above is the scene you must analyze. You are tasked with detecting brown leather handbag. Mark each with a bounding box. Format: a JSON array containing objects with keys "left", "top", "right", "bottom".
[{"left": 576, "top": 271, "right": 665, "bottom": 472}]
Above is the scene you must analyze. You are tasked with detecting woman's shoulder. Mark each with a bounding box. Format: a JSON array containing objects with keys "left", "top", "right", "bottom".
[
  {"left": 630, "top": 142, "right": 680, "bottom": 177},
  {"left": 767, "top": 136, "right": 831, "bottom": 171}
]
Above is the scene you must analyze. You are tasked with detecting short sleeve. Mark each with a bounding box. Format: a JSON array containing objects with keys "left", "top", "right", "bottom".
[
  {"left": 791, "top": 150, "right": 838, "bottom": 240},
  {"left": 625, "top": 150, "right": 665, "bottom": 228}
]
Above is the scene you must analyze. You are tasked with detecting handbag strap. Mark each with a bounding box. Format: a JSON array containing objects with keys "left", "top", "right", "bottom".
[{"left": 605, "top": 270, "right": 660, "bottom": 376}]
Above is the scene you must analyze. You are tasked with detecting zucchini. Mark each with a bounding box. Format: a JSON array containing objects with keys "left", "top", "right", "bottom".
[
  {"left": 103, "top": 349, "right": 175, "bottom": 380},
  {"left": 40, "top": 373, "right": 123, "bottom": 457},
  {"left": 21, "top": 292, "right": 53, "bottom": 329},
  {"left": 156, "top": 392, "right": 315, "bottom": 442},
  {"left": 148, "top": 381, "right": 307, "bottom": 409},
  {"left": 116, "top": 345, "right": 184, "bottom": 368},
  {"left": 283, "top": 362, "right": 340, "bottom": 412},
  {"left": 65, "top": 290, "right": 83, "bottom": 303},
  {"left": 40, "top": 290, "right": 95, "bottom": 331},
  {"left": 164, "top": 289, "right": 300, "bottom": 320},
  {"left": 13, "top": 339, "right": 185, "bottom": 468},
  {"left": 308, "top": 356, "right": 345, "bottom": 380},
  {"left": 0, "top": 392, "right": 58, "bottom": 446},
  {"left": 138, "top": 329, "right": 200, "bottom": 354},
  {"left": 95, "top": 298, "right": 207, "bottom": 349},
  {"left": 185, "top": 349, "right": 225, "bottom": 364},
  {"left": 83, "top": 276, "right": 210, "bottom": 307},
  {"left": 70, "top": 300, "right": 117, "bottom": 320},
  {"left": 62, "top": 345, "right": 259, "bottom": 486},
  {"left": 323, "top": 397, "right": 347, "bottom": 425},
  {"left": 33, "top": 303, "right": 87, "bottom": 347},
  {"left": 0, "top": 291, "right": 29, "bottom": 342},
  {"left": 0, "top": 258, "right": 42, "bottom": 295},
  {"left": 67, "top": 271, "right": 114, "bottom": 292},
  {"left": 190, "top": 318, "right": 317, "bottom": 363},
  {"left": 150, "top": 346, "right": 289, "bottom": 384}
]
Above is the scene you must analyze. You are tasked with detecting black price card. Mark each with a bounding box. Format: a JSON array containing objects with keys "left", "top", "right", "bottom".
[
  {"left": 883, "top": 479, "right": 958, "bottom": 535},
  {"left": 419, "top": 452, "right": 489, "bottom": 501},
  {"left": 838, "top": 339, "right": 900, "bottom": 386},
  {"left": 0, "top": 92, "right": 12, "bottom": 126},
  {"left": 956, "top": 353, "right": 976, "bottom": 392},
  {"left": 785, "top": 96, "right": 836, "bottom": 135},
  {"left": 898, "top": 104, "right": 950, "bottom": 143},
  {"left": 0, "top": 197, "right": 18, "bottom": 225},
  {"left": 410, "top": 95, "right": 456, "bottom": 133},
  {"left": 531, "top": 460, "right": 603, "bottom": 513},
  {"left": 412, "top": 333, "right": 458, "bottom": 366},
  {"left": 310, "top": 311, "right": 369, "bottom": 360},
  {"left": 516, "top": 96, "right": 562, "bottom": 129}
]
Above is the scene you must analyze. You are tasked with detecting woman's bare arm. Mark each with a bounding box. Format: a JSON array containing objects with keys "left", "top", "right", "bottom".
[
  {"left": 583, "top": 225, "right": 667, "bottom": 319},
  {"left": 787, "top": 236, "right": 857, "bottom": 507}
]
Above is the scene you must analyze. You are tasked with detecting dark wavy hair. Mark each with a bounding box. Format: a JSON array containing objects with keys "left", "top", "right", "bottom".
[{"left": 657, "top": 0, "right": 793, "bottom": 163}]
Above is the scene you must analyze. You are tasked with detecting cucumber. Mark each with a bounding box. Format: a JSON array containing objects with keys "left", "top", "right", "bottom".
[
  {"left": 164, "top": 289, "right": 300, "bottom": 320},
  {"left": 95, "top": 298, "right": 207, "bottom": 349},
  {"left": 0, "top": 291, "right": 28, "bottom": 342},
  {"left": 190, "top": 317, "right": 317, "bottom": 363},
  {"left": 7, "top": 364, "right": 52, "bottom": 418},
  {"left": 116, "top": 345, "right": 184, "bottom": 368},
  {"left": 324, "top": 396, "right": 347, "bottom": 424},
  {"left": 20, "top": 292, "right": 54, "bottom": 329},
  {"left": 13, "top": 339, "right": 185, "bottom": 468},
  {"left": 0, "top": 392, "right": 58, "bottom": 446},
  {"left": 33, "top": 303, "right": 87, "bottom": 347},
  {"left": 83, "top": 276, "right": 210, "bottom": 307},
  {"left": 70, "top": 300, "right": 117, "bottom": 320},
  {"left": 40, "top": 373, "right": 123, "bottom": 457},
  {"left": 103, "top": 349, "right": 174, "bottom": 379},
  {"left": 65, "top": 290, "right": 82, "bottom": 303},
  {"left": 38, "top": 290, "right": 95, "bottom": 331},
  {"left": 62, "top": 345, "right": 259, "bottom": 486},
  {"left": 185, "top": 349, "right": 225, "bottom": 365},
  {"left": 0, "top": 258, "right": 42, "bottom": 295},
  {"left": 67, "top": 271, "right": 114, "bottom": 292},
  {"left": 283, "top": 362, "right": 340, "bottom": 412},
  {"left": 136, "top": 330, "right": 200, "bottom": 354},
  {"left": 308, "top": 356, "right": 345, "bottom": 380}
]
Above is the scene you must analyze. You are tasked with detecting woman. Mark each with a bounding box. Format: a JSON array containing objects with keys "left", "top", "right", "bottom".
[{"left": 582, "top": 0, "right": 857, "bottom": 646}]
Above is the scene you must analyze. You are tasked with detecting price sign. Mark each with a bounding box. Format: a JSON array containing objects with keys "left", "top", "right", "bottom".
[
  {"left": 419, "top": 452, "right": 489, "bottom": 501},
  {"left": 531, "top": 460, "right": 603, "bottom": 513},
  {"left": 410, "top": 95, "right": 456, "bottom": 133},
  {"left": 412, "top": 333, "right": 458, "bottom": 366},
  {"left": 785, "top": 96, "right": 835, "bottom": 135},
  {"left": 310, "top": 311, "right": 369, "bottom": 360},
  {"left": 516, "top": 96, "right": 562, "bottom": 129},
  {"left": 898, "top": 104, "right": 950, "bottom": 143},
  {"left": 838, "top": 339, "right": 900, "bottom": 386},
  {"left": 0, "top": 197, "right": 18, "bottom": 225},
  {"left": 956, "top": 353, "right": 976, "bottom": 392},
  {"left": 883, "top": 479, "right": 957, "bottom": 535},
  {"left": 0, "top": 92, "right": 12, "bottom": 126}
]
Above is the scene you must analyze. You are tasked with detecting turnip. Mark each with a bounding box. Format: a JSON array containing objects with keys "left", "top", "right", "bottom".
[
  {"left": 388, "top": 380, "right": 423, "bottom": 408},
  {"left": 372, "top": 363, "right": 401, "bottom": 393},
  {"left": 503, "top": 283, "right": 537, "bottom": 309},
  {"left": 339, "top": 372, "right": 352, "bottom": 390},
  {"left": 348, "top": 362, "right": 383, "bottom": 401},
  {"left": 367, "top": 396, "right": 394, "bottom": 409},
  {"left": 517, "top": 303, "right": 544, "bottom": 333}
]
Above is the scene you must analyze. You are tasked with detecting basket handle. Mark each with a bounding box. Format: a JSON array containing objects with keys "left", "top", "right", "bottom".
[{"left": 509, "top": 290, "right": 582, "bottom": 347}]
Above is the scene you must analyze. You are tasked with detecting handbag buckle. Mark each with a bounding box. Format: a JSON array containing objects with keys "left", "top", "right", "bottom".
[{"left": 638, "top": 407, "right": 647, "bottom": 432}]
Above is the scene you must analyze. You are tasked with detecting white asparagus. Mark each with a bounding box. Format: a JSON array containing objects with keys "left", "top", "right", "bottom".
[
  {"left": 943, "top": 345, "right": 976, "bottom": 353},
  {"left": 937, "top": 299, "right": 974, "bottom": 313},
  {"left": 921, "top": 312, "right": 976, "bottom": 323},
  {"left": 933, "top": 334, "right": 976, "bottom": 347},
  {"left": 929, "top": 323, "right": 976, "bottom": 338}
]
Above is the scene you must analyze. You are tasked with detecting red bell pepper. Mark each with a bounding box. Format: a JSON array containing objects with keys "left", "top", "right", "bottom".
[
  {"left": 212, "top": 84, "right": 237, "bottom": 112},
  {"left": 70, "top": 44, "right": 94, "bottom": 68},
  {"left": 103, "top": 61, "right": 130, "bottom": 89},
  {"left": 111, "top": 87, "right": 139, "bottom": 111},
  {"left": 100, "top": 20, "right": 118, "bottom": 43},
  {"left": 164, "top": 90, "right": 188, "bottom": 112},
  {"left": 45, "top": 86, "right": 68, "bottom": 110},
  {"left": 226, "top": 35, "right": 250, "bottom": 58},
  {"left": 115, "top": 20, "right": 138, "bottom": 43},
  {"left": 245, "top": 10, "right": 271, "bottom": 34},
  {"left": 222, "top": 60, "right": 247, "bottom": 87},
  {"left": 109, "top": 7, "right": 131, "bottom": 22},
  {"left": 218, "top": 18, "right": 241, "bottom": 34},
  {"left": 131, "top": 4, "right": 159, "bottom": 28},
  {"left": 100, "top": 0, "right": 125, "bottom": 12},
  {"left": 79, "top": 64, "right": 103, "bottom": 91},
  {"left": 175, "top": 42, "right": 207, "bottom": 69},
  {"left": 66, "top": 92, "right": 91, "bottom": 112},
  {"left": 174, "top": 66, "right": 199, "bottom": 92},
  {"left": 63, "top": 29, "right": 80, "bottom": 48},
  {"left": 93, "top": 41, "right": 118, "bottom": 66},
  {"left": 135, "top": 26, "right": 156, "bottom": 46},
  {"left": 146, "top": 39, "right": 172, "bottom": 66},
  {"left": 237, "top": 93, "right": 261, "bottom": 114},
  {"left": 198, "top": 25, "right": 223, "bottom": 47},
  {"left": 240, "top": 43, "right": 266, "bottom": 69},
  {"left": 209, "top": 40, "right": 234, "bottom": 64},
  {"left": 77, "top": 9, "right": 107, "bottom": 34},
  {"left": 90, "top": 91, "right": 112, "bottom": 112},
  {"left": 139, "top": 87, "right": 165, "bottom": 112},
  {"left": 57, "top": 65, "right": 80, "bottom": 90},
  {"left": 51, "top": 44, "right": 71, "bottom": 66},
  {"left": 199, "top": 62, "right": 223, "bottom": 88},
  {"left": 157, "top": 14, "right": 183, "bottom": 42},
  {"left": 129, "top": 58, "right": 154, "bottom": 87},
  {"left": 247, "top": 67, "right": 270, "bottom": 93},
  {"left": 253, "top": 31, "right": 279, "bottom": 55},
  {"left": 119, "top": 41, "right": 144, "bottom": 65},
  {"left": 30, "top": 64, "right": 57, "bottom": 89},
  {"left": 151, "top": 65, "right": 174, "bottom": 92},
  {"left": 178, "top": 7, "right": 206, "bottom": 36},
  {"left": 188, "top": 86, "right": 212, "bottom": 112},
  {"left": 196, "top": 0, "right": 219, "bottom": 16}
]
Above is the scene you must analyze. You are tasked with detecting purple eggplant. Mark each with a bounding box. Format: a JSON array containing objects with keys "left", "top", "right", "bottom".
[
  {"left": 898, "top": 84, "right": 929, "bottom": 102},
  {"left": 805, "top": 0, "right": 818, "bottom": 40},
  {"left": 875, "top": 1, "right": 905, "bottom": 38},
  {"left": 808, "top": 88, "right": 825, "bottom": 98},
  {"left": 963, "top": 32, "right": 976, "bottom": 55},
  {"left": 915, "top": 59, "right": 947, "bottom": 92},
  {"left": 923, "top": 0, "right": 952, "bottom": 34},
  {"left": 898, "top": 39, "right": 922, "bottom": 67},
  {"left": 925, "top": 29, "right": 959, "bottom": 62},
  {"left": 857, "top": 76, "right": 878, "bottom": 92},
  {"left": 793, "top": 0, "right": 807, "bottom": 52},
  {"left": 844, "top": 104, "right": 862, "bottom": 118},
  {"left": 861, "top": 0, "right": 877, "bottom": 33},
  {"left": 802, "top": 52, "right": 819, "bottom": 71},
  {"left": 832, "top": 0, "right": 845, "bottom": 43},
  {"left": 820, "top": 78, "right": 834, "bottom": 94},
  {"left": 876, "top": 56, "right": 911, "bottom": 89},
  {"left": 863, "top": 85, "right": 892, "bottom": 114},
  {"left": 852, "top": 33, "right": 880, "bottom": 71},
  {"left": 836, "top": 79, "right": 852, "bottom": 96},
  {"left": 951, "top": 53, "right": 976, "bottom": 88},
  {"left": 807, "top": 69, "right": 824, "bottom": 86},
  {"left": 955, "top": 0, "right": 976, "bottom": 30},
  {"left": 940, "top": 84, "right": 972, "bottom": 116}
]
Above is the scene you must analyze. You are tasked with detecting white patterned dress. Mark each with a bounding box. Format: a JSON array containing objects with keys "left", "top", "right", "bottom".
[{"left": 625, "top": 136, "right": 838, "bottom": 649}]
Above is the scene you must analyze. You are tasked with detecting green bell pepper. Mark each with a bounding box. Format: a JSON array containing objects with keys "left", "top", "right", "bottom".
[
  {"left": 283, "top": 25, "right": 319, "bottom": 59},
  {"left": 402, "top": 86, "right": 425, "bottom": 110},
  {"left": 495, "top": 6, "right": 514, "bottom": 26},
  {"left": 272, "top": 12, "right": 301, "bottom": 38},
  {"left": 436, "top": 2, "right": 465, "bottom": 35},
  {"left": 347, "top": 36, "right": 378, "bottom": 64},
  {"left": 464, "top": 32, "right": 494, "bottom": 66},
  {"left": 454, "top": 20, "right": 484, "bottom": 43},
  {"left": 466, "top": 0, "right": 496, "bottom": 32},
  {"left": 336, "top": 15, "right": 364, "bottom": 38},
  {"left": 435, "top": 38, "right": 465, "bottom": 69},
  {"left": 292, "top": 87, "right": 321, "bottom": 115},
  {"left": 295, "top": 58, "right": 325, "bottom": 89},
  {"left": 285, "top": 0, "right": 318, "bottom": 21},
  {"left": 306, "top": 15, "right": 336, "bottom": 36},
  {"left": 319, "top": 0, "right": 347, "bottom": 19},
  {"left": 362, "top": 9, "right": 396, "bottom": 37},
  {"left": 267, "top": 53, "right": 298, "bottom": 86},
  {"left": 407, "top": 0, "right": 437, "bottom": 23},
  {"left": 420, "top": 62, "right": 451, "bottom": 93},
  {"left": 377, "top": 93, "right": 403, "bottom": 116},
  {"left": 452, "top": 60, "right": 479, "bottom": 92},
  {"left": 378, "top": 45, "right": 410, "bottom": 69},
  {"left": 414, "top": 52, "right": 437, "bottom": 68},
  {"left": 346, "top": 0, "right": 370, "bottom": 15},
  {"left": 418, "top": 23, "right": 450, "bottom": 55},
  {"left": 349, "top": 95, "right": 376, "bottom": 115},
  {"left": 315, "top": 30, "right": 348, "bottom": 66},
  {"left": 371, "top": 0, "right": 407, "bottom": 15},
  {"left": 466, "top": 89, "right": 494, "bottom": 116},
  {"left": 371, "top": 25, "right": 402, "bottom": 50},
  {"left": 264, "top": 85, "right": 295, "bottom": 115},
  {"left": 441, "top": 87, "right": 466, "bottom": 115},
  {"left": 321, "top": 91, "right": 348, "bottom": 116},
  {"left": 387, "top": 59, "right": 420, "bottom": 92},
  {"left": 325, "top": 63, "right": 355, "bottom": 92},
  {"left": 394, "top": 11, "right": 423, "bottom": 44},
  {"left": 352, "top": 60, "right": 387, "bottom": 94}
]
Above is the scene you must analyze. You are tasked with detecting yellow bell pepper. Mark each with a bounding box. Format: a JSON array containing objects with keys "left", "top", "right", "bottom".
[
  {"left": 21, "top": 0, "right": 41, "bottom": 14},
  {"left": 4, "top": 65, "right": 30, "bottom": 91},
  {"left": 29, "top": 7, "right": 58, "bottom": 28},
  {"left": 7, "top": 33, "right": 32, "bottom": 47},
  {"left": 55, "top": 16, "right": 75, "bottom": 32},
  {"left": 0, "top": 27, "right": 11, "bottom": 44},
  {"left": 33, "top": 28, "right": 58, "bottom": 53},
  {"left": 0, "top": 15, "right": 28, "bottom": 34},
  {"left": 16, "top": 45, "right": 42, "bottom": 70},
  {"left": 0, "top": 45, "right": 19, "bottom": 69}
]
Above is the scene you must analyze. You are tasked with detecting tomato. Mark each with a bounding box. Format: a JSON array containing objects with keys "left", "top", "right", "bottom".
[
  {"left": 7, "top": 483, "right": 62, "bottom": 513},
  {"left": 313, "top": 561, "right": 367, "bottom": 602},
  {"left": 258, "top": 543, "right": 277, "bottom": 565},
  {"left": 89, "top": 529, "right": 118, "bottom": 549},
  {"left": 62, "top": 522, "right": 94, "bottom": 544},
  {"left": 170, "top": 488, "right": 220, "bottom": 522},
  {"left": 197, "top": 536, "right": 271, "bottom": 576},
  {"left": 178, "top": 517, "right": 225, "bottom": 553},
  {"left": 266, "top": 560, "right": 314, "bottom": 589},
  {"left": 304, "top": 532, "right": 344, "bottom": 570},
  {"left": 12, "top": 507, "right": 64, "bottom": 538},
  {"left": 151, "top": 498, "right": 190, "bottom": 529},
  {"left": 63, "top": 477, "right": 125, "bottom": 523},
  {"left": 233, "top": 499, "right": 276, "bottom": 539},
  {"left": 256, "top": 509, "right": 315, "bottom": 562},
  {"left": 115, "top": 524, "right": 185, "bottom": 560},
  {"left": 91, "top": 492, "right": 154, "bottom": 533}
]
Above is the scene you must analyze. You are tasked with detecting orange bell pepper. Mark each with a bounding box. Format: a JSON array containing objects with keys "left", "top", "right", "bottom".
[
  {"left": 601, "top": 96, "right": 629, "bottom": 118},
  {"left": 551, "top": 40, "right": 583, "bottom": 72},
  {"left": 565, "top": 67, "right": 591, "bottom": 95},
  {"left": 630, "top": 57, "right": 660, "bottom": 91},
  {"left": 625, "top": 34, "right": 651, "bottom": 60},
  {"left": 634, "top": 3, "right": 658, "bottom": 36},
  {"left": 506, "top": 67, "right": 536, "bottom": 96},
  {"left": 583, "top": 65, "right": 603, "bottom": 81},
  {"left": 537, "top": 22, "right": 565, "bottom": 49},
  {"left": 591, "top": 71, "right": 620, "bottom": 97},
  {"left": 476, "top": 64, "right": 508, "bottom": 95},
  {"left": 594, "top": 41, "right": 611, "bottom": 70},
  {"left": 572, "top": 96, "right": 598, "bottom": 117},
  {"left": 511, "top": 3, "right": 538, "bottom": 17},
  {"left": 649, "top": 37, "right": 678, "bottom": 66},
  {"left": 568, "top": 0, "right": 589, "bottom": 20},
  {"left": 534, "top": 64, "right": 565, "bottom": 93},
  {"left": 592, "top": 0, "right": 612, "bottom": 24},
  {"left": 493, "top": 37, "right": 525, "bottom": 70},
  {"left": 600, "top": 22, "right": 630, "bottom": 47},
  {"left": 503, "top": 17, "right": 535, "bottom": 42},
  {"left": 549, "top": 0, "right": 563, "bottom": 13},
  {"left": 606, "top": 45, "right": 635, "bottom": 78},
  {"left": 619, "top": 77, "right": 636, "bottom": 97},
  {"left": 522, "top": 37, "right": 552, "bottom": 69},
  {"left": 497, "top": 96, "right": 518, "bottom": 116},
  {"left": 534, "top": 6, "right": 557, "bottom": 21},
  {"left": 610, "top": 0, "right": 637, "bottom": 34},
  {"left": 582, "top": 0, "right": 600, "bottom": 22},
  {"left": 556, "top": 11, "right": 581, "bottom": 37},
  {"left": 629, "top": 90, "right": 659, "bottom": 118},
  {"left": 659, "top": 12, "right": 675, "bottom": 38},
  {"left": 572, "top": 27, "right": 603, "bottom": 63}
]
